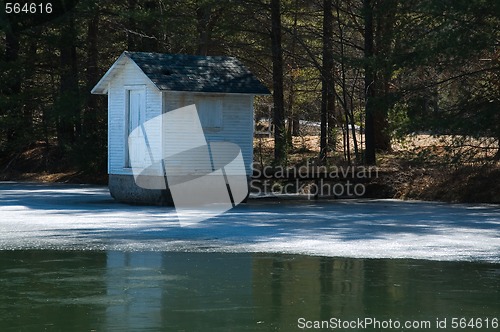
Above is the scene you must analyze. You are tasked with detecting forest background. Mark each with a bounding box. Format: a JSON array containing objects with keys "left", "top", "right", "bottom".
[{"left": 0, "top": 0, "right": 499, "bottom": 202}]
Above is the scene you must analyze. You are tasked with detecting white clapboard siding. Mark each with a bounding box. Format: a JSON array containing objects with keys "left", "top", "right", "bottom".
[
  {"left": 108, "top": 57, "right": 162, "bottom": 175},
  {"left": 162, "top": 92, "right": 253, "bottom": 176}
]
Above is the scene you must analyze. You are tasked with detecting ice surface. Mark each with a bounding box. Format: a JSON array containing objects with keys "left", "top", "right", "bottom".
[{"left": 0, "top": 182, "right": 499, "bottom": 262}]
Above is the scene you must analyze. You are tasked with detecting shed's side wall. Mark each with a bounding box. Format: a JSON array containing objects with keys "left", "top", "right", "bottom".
[
  {"left": 107, "top": 58, "right": 162, "bottom": 175},
  {"left": 162, "top": 92, "right": 254, "bottom": 176}
]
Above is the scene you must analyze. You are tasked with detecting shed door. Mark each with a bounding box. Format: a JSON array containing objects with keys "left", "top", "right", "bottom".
[{"left": 126, "top": 89, "right": 146, "bottom": 168}]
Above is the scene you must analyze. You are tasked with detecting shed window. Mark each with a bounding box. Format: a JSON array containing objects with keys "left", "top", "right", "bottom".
[{"left": 196, "top": 97, "right": 223, "bottom": 129}]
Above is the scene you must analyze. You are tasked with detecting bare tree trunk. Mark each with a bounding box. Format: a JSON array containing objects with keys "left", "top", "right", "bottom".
[
  {"left": 286, "top": 76, "right": 295, "bottom": 147},
  {"left": 496, "top": 131, "right": 500, "bottom": 160},
  {"left": 83, "top": 7, "right": 100, "bottom": 136},
  {"left": 3, "top": 30, "right": 21, "bottom": 145},
  {"left": 320, "top": 0, "right": 334, "bottom": 163},
  {"left": 58, "top": 10, "right": 80, "bottom": 147},
  {"left": 287, "top": 0, "right": 300, "bottom": 143},
  {"left": 373, "top": 0, "right": 394, "bottom": 152},
  {"left": 349, "top": 94, "right": 360, "bottom": 160},
  {"left": 196, "top": 3, "right": 212, "bottom": 56},
  {"left": 127, "top": 0, "right": 137, "bottom": 50},
  {"left": 142, "top": 1, "right": 159, "bottom": 52},
  {"left": 363, "top": 0, "right": 376, "bottom": 165},
  {"left": 270, "top": 0, "right": 286, "bottom": 163},
  {"left": 336, "top": 3, "right": 355, "bottom": 164}
]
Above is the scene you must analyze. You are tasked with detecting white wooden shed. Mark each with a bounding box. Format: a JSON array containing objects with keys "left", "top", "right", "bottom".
[{"left": 91, "top": 51, "right": 270, "bottom": 205}]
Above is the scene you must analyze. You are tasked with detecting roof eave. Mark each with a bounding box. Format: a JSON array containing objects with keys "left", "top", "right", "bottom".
[
  {"left": 158, "top": 89, "right": 271, "bottom": 95},
  {"left": 90, "top": 52, "right": 128, "bottom": 95},
  {"left": 92, "top": 52, "right": 153, "bottom": 95},
  {"left": 254, "top": 87, "right": 271, "bottom": 95}
]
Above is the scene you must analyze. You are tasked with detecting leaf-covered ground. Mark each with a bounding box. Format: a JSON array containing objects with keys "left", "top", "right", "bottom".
[{"left": 1, "top": 135, "right": 498, "bottom": 203}]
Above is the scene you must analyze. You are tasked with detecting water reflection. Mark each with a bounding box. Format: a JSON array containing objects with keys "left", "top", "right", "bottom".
[
  {"left": 0, "top": 251, "right": 107, "bottom": 331},
  {"left": 0, "top": 251, "right": 498, "bottom": 331}
]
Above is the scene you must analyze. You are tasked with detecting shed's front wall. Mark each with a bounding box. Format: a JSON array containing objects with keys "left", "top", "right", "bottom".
[
  {"left": 107, "top": 57, "right": 163, "bottom": 176},
  {"left": 162, "top": 92, "right": 254, "bottom": 176}
]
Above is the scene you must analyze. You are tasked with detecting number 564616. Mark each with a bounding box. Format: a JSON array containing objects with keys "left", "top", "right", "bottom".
[{"left": 5, "top": 3, "right": 53, "bottom": 14}]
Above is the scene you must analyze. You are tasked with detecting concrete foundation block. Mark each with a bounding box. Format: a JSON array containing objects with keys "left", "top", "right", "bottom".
[{"left": 108, "top": 174, "right": 174, "bottom": 206}]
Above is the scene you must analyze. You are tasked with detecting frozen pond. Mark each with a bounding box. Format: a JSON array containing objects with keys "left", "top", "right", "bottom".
[
  {"left": 0, "top": 251, "right": 498, "bottom": 331},
  {"left": 0, "top": 183, "right": 499, "bottom": 330},
  {"left": 0, "top": 182, "right": 499, "bottom": 262}
]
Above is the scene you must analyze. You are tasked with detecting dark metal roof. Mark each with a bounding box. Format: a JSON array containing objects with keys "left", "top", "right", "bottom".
[{"left": 125, "top": 51, "right": 270, "bottom": 95}]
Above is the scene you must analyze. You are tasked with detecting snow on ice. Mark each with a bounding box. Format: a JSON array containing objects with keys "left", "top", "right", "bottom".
[{"left": 0, "top": 182, "right": 499, "bottom": 262}]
